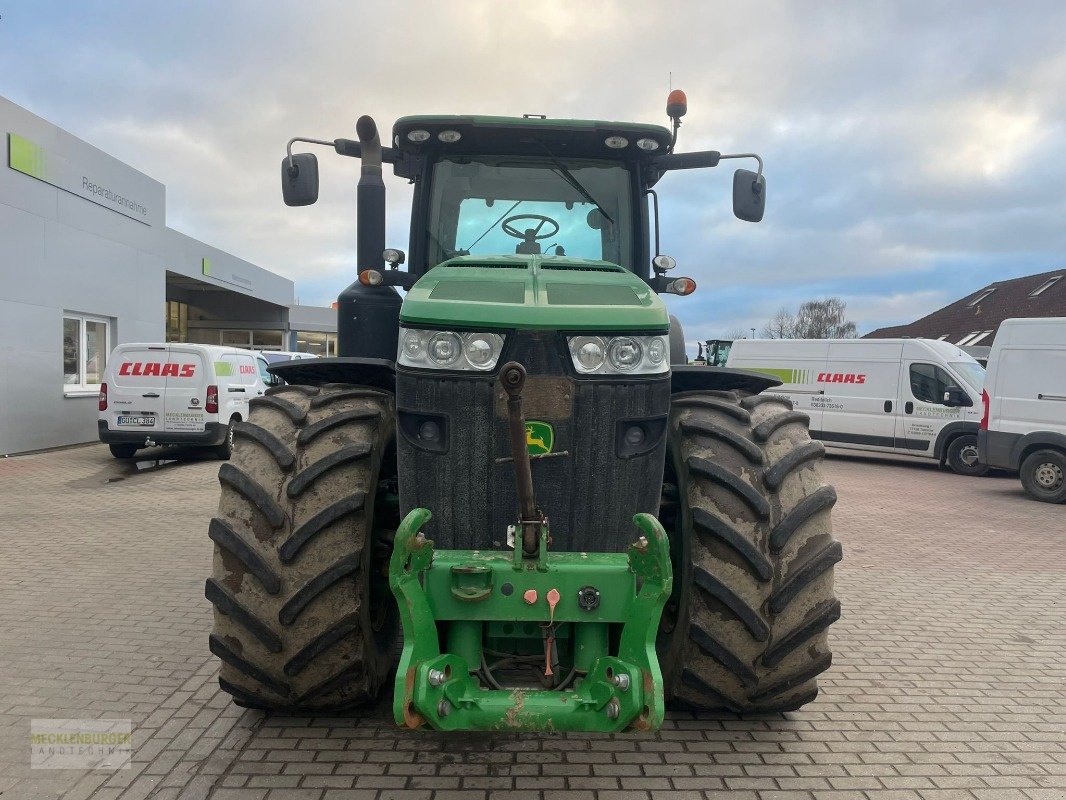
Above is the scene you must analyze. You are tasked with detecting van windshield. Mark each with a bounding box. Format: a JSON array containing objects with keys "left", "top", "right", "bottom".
[{"left": 950, "top": 361, "right": 986, "bottom": 390}]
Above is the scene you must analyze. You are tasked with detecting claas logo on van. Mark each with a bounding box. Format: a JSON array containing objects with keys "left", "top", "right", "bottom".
[
  {"left": 119, "top": 362, "right": 196, "bottom": 378},
  {"left": 818, "top": 372, "right": 866, "bottom": 384}
]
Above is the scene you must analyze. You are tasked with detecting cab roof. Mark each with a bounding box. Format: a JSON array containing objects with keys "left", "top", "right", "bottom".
[{"left": 392, "top": 115, "right": 673, "bottom": 161}]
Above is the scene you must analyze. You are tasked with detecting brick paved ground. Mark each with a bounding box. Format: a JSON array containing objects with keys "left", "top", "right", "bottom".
[{"left": 0, "top": 444, "right": 1063, "bottom": 800}]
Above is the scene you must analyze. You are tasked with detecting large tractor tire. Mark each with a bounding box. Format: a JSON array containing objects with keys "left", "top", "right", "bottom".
[
  {"left": 206, "top": 383, "right": 399, "bottom": 712},
  {"left": 658, "top": 390, "right": 841, "bottom": 713}
]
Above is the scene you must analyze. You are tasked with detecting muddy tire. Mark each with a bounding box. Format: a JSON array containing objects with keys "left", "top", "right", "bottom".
[
  {"left": 946, "top": 433, "right": 988, "bottom": 477},
  {"left": 658, "top": 390, "right": 841, "bottom": 713},
  {"left": 207, "top": 383, "right": 400, "bottom": 712}
]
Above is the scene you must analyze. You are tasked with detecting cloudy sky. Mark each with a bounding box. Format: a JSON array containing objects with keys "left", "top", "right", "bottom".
[{"left": 2, "top": 1, "right": 1064, "bottom": 343}]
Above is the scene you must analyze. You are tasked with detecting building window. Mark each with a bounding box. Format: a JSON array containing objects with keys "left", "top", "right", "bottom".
[
  {"left": 967, "top": 330, "right": 994, "bottom": 346},
  {"left": 166, "top": 301, "right": 188, "bottom": 342},
  {"left": 187, "top": 328, "right": 222, "bottom": 345},
  {"left": 252, "top": 330, "right": 284, "bottom": 350},
  {"left": 222, "top": 329, "right": 252, "bottom": 347},
  {"left": 63, "top": 313, "right": 110, "bottom": 391},
  {"left": 955, "top": 332, "right": 981, "bottom": 346},
  {"left": 966, "top": 288, "right": 995, "bottom": 307},
  {"left": 1029, "top": 275, "right": 1062, "bottom": 297},
  {"left": 294, "top": 331, "right": 336, "bottom": 356}
]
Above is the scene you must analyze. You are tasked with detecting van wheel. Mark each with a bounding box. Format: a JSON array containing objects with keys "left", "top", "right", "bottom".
[
  {"left": 658, "top": 390, "right": 842, "bottom": 712},
  {"left": 1020, "top": 449, "right": 1066, "bottom": 503},
  {"left": 214, "top": 420, "right": 236, "bottom": 460},
  {"left": 109, "top": 444, "right": 138, "bottom": 459},
  {"left": 946, "top": 434, "right": 988, "bottom": 477},
  {"left": 207, "top": 383, "right": 400, "bottom": 711}
]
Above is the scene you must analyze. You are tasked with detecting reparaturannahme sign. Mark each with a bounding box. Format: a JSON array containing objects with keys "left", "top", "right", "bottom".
[{"left": 7, "top": 132, "right": 160, "bottom": 225}]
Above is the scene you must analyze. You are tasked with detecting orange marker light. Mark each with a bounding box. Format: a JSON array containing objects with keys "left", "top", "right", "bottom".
[
  {"left": 669, "top": 277, "right": 697, "bottom": 296},
  {"left": 359, "top": 269, "right": 383, "bottom": 286}
]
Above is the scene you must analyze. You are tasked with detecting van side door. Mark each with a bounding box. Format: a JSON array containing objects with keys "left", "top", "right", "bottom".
[
  {"left": 897, "top": 362, "right": 962, "bottom": 454},
  {"left": 819, "top": 342, "right": 901, "bottom": 452}
]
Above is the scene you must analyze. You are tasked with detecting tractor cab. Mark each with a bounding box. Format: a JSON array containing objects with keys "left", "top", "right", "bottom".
[{"left": 390, "top": 115, "right": 673, "bottom": 277}]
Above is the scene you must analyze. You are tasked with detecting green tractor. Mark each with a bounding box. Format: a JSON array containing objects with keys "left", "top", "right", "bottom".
[{"left": 206, "top": 92, "right": 841, "bottom": 732}]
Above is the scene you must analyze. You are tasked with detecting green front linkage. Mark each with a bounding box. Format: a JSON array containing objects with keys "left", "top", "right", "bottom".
[{"left": 388, "top": 508, "right": 673, "bottom": 732}]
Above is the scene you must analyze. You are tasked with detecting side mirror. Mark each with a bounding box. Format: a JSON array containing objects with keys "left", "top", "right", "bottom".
[
  {"left": 281, "top": 153, "right": 319, "bottom": 207},
  {"left": 942, "top": 386, "right": 971, "bottom": 407},
  {"left": 732, "top": 169, "right": 766, "bottom": 223}
]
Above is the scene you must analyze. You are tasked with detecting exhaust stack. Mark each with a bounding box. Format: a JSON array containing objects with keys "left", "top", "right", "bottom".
[{"left": 336, "top": 115, "right": 402, "bottom": 360}]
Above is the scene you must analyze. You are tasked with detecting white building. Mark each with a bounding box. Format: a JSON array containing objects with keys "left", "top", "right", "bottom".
[{"left": 1, "top": 96, "right": 334, "bottom": 454}]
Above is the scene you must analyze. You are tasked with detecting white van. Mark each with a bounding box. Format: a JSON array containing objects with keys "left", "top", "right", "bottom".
[
  {"left": 98, "top": 343, "right": 276, "bottom": 459},
  {"left": 726, "top": 338, "right": 987, "bottom": 475},
  {"left": 978, "top": 317, "right": 1066, "bottom": 503}
]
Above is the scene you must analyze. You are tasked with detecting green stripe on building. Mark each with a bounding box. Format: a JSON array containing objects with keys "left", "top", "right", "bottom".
[
  {"left": 8, "top": 133, "right": 46, "bottom": 179},
  {"left": 202, "top": 258, "right": 212, "bottom": 277}
]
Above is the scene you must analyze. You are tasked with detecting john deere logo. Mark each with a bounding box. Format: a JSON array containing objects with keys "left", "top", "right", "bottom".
[{"left": 525, "top": 421, "right": 553, "bottom": 455}]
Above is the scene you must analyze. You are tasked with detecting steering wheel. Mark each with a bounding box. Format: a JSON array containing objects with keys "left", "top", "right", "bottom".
[{"left": 501, "top": 214, "right": 561, "bottom": 242}]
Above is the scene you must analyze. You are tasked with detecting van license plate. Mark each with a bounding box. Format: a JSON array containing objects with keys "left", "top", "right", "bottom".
[{"left": 117, "top": 416, "right": 156, "bottom": 427}]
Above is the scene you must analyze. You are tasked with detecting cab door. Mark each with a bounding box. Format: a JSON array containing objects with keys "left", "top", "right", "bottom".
[{"left": 896, "top": 361, "right": 962, "bottom": 455}]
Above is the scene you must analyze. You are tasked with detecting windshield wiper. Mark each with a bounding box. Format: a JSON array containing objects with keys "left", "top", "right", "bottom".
[{"left": 538, "top": 143, "right": 614, "bottom": 225}]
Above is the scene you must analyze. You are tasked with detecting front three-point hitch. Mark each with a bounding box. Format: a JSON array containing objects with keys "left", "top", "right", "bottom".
[{"left": 388, "top": 362, "right": 673, "bottom": 732}]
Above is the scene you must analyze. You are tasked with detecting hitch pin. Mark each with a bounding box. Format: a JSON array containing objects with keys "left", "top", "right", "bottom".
[{"left": 544, "top": 588, "right": 561, "bottom": 677}]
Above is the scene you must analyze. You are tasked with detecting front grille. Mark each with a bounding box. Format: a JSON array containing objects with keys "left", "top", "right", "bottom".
[{"left": 397, "top": 332, "right": 669, "bottom": 552}]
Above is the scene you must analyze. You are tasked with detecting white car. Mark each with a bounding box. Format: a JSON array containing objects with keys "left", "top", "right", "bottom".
[
  {"left": 726, "top": 337, "right": 987, "bottom": 475},
  {"left": 98, "top": 343, "right": 276, "bottom": 459},
  {"left": 978, "top": 317, "right": 1066, "bottom": 503},
  {"left": 260, "top": 350, "right": 319, "bottom": 365}
]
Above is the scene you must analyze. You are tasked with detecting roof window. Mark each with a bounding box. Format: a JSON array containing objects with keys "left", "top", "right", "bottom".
[
  {"left": 1029, "top": 275, "right": 1062, "bottom": 297},
  {"left": 967, "top": 288, "right": 995, "bottom": 307}
]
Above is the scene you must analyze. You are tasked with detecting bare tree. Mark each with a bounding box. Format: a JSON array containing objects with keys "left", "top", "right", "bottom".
[
  {"left": 760, "top": 307, "right": 797, "bottom": 339},
  {"left": 722, "top": 327, "right": 750, "bottom": 339},
  {"left": 761, "top": 298, "right": 857, "bottom": 339}
]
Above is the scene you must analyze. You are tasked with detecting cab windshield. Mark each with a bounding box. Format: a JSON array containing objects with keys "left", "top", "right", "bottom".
[{"left": 424, "top": 156, "right": 633, "bottom": 269}]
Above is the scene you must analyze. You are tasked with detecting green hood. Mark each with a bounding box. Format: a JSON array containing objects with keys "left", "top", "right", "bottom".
[{"left": 399, "top": 255, "right": 668, "bottom": 331}]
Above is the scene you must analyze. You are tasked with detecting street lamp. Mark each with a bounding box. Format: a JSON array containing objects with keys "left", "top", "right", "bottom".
[{"left": 750, "top": 328, "right": 756, "bottom": 339}]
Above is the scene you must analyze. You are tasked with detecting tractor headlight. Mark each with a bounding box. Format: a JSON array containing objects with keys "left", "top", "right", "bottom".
[
  {"left": 398, "top": 328, "right": 505, "bottom": 371},
  {"left": 567, "top": 334, "right": 670, "bottom": 375}
]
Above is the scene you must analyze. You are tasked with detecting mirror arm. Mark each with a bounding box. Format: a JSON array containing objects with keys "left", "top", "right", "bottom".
[
  {"left": 719, "top": 152, "right": 765, "bottom": 184},
  {"left": 285, "top": 136, "right": 399, "bottom": 170},
  {"left": 285, "top": 137, "right": 335, "bottom": 171}
]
